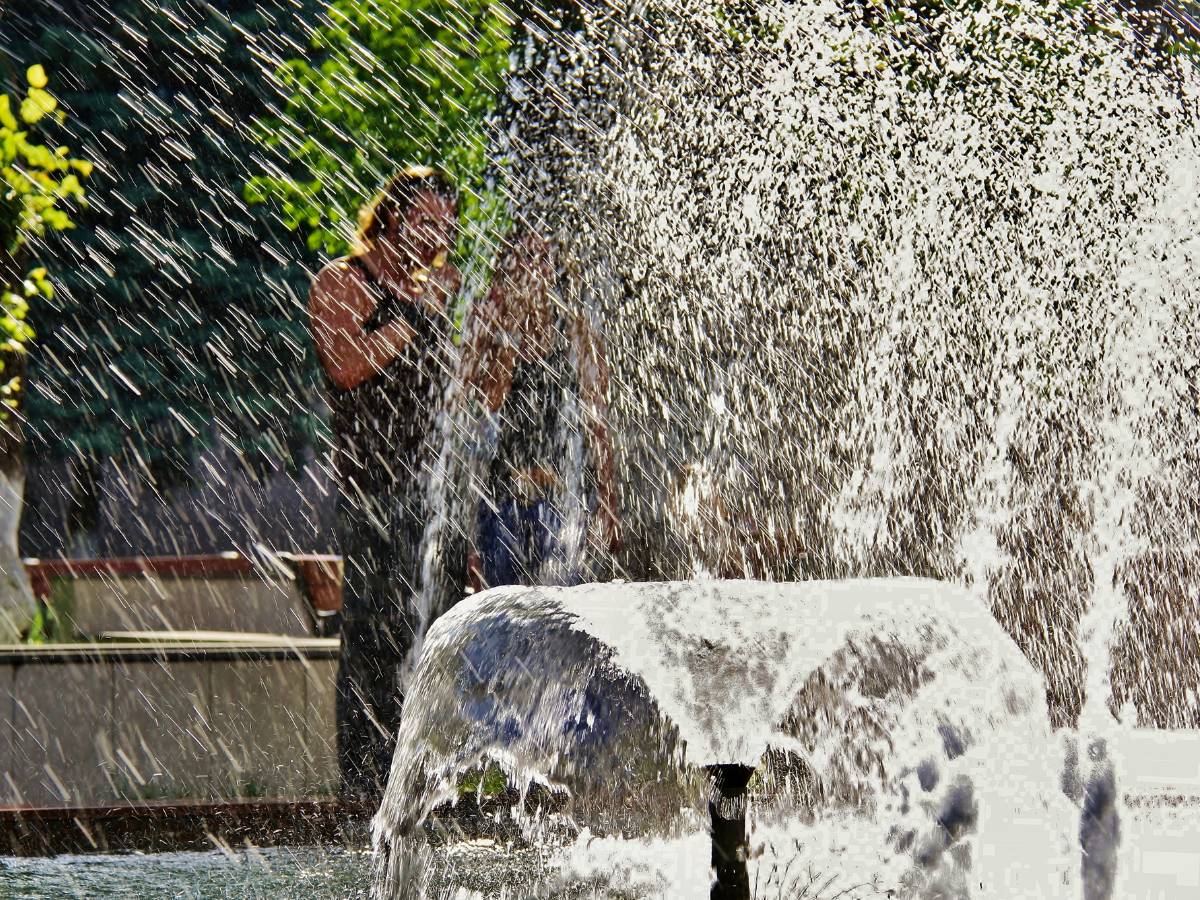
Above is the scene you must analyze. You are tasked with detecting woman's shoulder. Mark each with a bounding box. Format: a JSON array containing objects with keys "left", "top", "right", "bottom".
[
  {"left": 310, "top": 256, "right": 371, "bottom": 306},
  {"left": 314, "top": 255, "right": 364, "bottom": 287}
]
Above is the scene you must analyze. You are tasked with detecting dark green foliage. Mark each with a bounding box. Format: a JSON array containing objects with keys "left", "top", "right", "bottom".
[{"left": 2, "top": 0, "right": 324, "bottom": 480}]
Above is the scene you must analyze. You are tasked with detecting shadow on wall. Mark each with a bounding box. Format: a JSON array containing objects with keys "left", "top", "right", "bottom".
[{"left": 21, "top": 441, "right": 338, "bottom": 559}]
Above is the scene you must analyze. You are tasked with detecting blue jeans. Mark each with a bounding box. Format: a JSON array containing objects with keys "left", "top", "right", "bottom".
[{"left": 478, "top": 498, "right": 580, "bottom": 587}]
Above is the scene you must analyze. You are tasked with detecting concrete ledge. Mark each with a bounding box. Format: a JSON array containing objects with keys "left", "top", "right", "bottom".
[
  {"left": 0, "top": 637, "right": 339, "bottom": 664},
  {"left": 1117, "top": 728, "right": 1200, "bottom": 798},
  {"left": 0, "top": 799, "right": 371, "bottom": 855},
  {"left": 24, "top": 554, "right": 343, "bottom": 639}
]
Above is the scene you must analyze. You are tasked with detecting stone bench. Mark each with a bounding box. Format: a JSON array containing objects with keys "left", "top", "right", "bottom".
[{"left": 24, "top": 554, "right": 342, "bottom": 639}]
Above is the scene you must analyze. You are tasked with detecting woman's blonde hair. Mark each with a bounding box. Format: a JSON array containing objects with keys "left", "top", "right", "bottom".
[{"left": 353, "top": 165, "right": 456, "bottom": 256}]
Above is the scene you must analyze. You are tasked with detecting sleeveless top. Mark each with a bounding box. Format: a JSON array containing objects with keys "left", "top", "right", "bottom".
[
  {"left": 328, "top": 257, "right": 451, "bottom": 500},
  {"left": 488, "top": 333, "right": 576, "bottom": 500}
]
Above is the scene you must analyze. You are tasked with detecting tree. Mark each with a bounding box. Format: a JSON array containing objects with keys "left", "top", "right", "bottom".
[
  {"left": 0, "top": 63, "right": 89, "bottom": 638},
  {"left": 4, "top": 0, "right": 325, "bottom": 553},
  {"left": 246, "top": 0, "right": 513, "bottom": 260}
]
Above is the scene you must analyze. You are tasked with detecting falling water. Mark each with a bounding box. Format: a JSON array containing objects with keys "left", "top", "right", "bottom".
[
  {"left": 382, "top": 0, "right": 1200, "bottom": 895},
  {"left": 488, "top": 0, "right": 1200, "bottom": 732},
  {"left": 375, "top": 579, "right": 1076, "bottom": 899}
]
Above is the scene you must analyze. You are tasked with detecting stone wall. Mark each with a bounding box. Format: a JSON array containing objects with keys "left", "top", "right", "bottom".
[{"left": 0, "top": 640, "right": 338, "bottom": 807}]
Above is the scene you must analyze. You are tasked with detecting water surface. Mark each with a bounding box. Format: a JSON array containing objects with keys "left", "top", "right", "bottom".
[{"left": 0, "top": 845, "right": 371, "bottom": 899}]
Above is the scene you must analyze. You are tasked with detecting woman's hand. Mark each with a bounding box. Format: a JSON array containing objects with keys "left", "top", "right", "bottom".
[
  {"left": 421, "top": 258, "right": 462, "bottom": 314},
  {"left": 466, "top": 549, "right": 485, "bottom": 595}
]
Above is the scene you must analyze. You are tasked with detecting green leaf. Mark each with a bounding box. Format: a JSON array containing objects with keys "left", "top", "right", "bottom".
[
  {"left": 0, "top": 95, "right": 16, "bottom": 132},
  {"left": 246, "top": 0, "right": 512, "bottom": 261},
  {"left": 19, "top": 100, "right": 43, "bottom": 126}
]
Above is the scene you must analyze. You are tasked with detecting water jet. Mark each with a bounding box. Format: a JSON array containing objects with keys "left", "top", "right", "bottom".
[{"left": 382, "top": 0, "right": 1200, "bottom": 895}]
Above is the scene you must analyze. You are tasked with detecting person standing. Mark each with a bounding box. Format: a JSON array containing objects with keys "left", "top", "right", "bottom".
[
  {"left": 308, "top": 166, "right": 461, "bottom": 799},
  {"left": 462, "top": 230, "right": 620, "bottom": 589}
]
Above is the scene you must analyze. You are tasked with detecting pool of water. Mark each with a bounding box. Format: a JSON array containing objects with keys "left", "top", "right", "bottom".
[
  {"left": 0, "top": 845, "right": 371, "bottom": 899},
  {"left": 2, "top": 792, "right": 1197, "bottom": 899}
]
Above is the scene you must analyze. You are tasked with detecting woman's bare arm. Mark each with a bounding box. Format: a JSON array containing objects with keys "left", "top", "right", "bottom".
[
  {"left": 572, "top": 312, "right": 621, "bottom": 551},
  {"left": 308, "top": 261, "right": 419, "bottom": 391},
  {"left": 461, "top": 282, "right": 517, "bottom": 413},
  {"left": 461, "top": 233, "right": 552, "bottom": 413}
]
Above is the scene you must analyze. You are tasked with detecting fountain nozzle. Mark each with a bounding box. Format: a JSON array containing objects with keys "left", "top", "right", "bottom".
[{"left": 705, "top": 763, "right": 756, "bottom": 900}]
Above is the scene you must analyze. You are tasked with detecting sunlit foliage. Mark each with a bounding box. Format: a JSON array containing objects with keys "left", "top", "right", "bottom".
[
  {"left": 0, "top": 64, "right": 89, "bottom": 417},
  {"left": 247, "top": 0, "right": 514, "bottom": 257}
]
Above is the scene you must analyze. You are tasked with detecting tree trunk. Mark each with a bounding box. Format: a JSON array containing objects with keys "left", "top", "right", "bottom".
[
  {"left": 0, "top": 349, "right": 34, "bottom": 642},
  {"left": 0, "top": 248, "right": 35, "bottom": 642}
]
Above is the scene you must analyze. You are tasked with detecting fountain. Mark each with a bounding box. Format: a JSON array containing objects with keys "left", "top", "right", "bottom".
[
  {"left": 374, "top": 579, "right": 1076, "bottom": 897},
  {"left": 382, "top": 0, "right": 1200, "bottom": 896}
]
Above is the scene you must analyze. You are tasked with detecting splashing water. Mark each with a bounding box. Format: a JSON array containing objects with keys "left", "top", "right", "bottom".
[
  {"left": 6, "top": 0, "right": 1200, "bottom": 894},
  {"left": 382, "top": 1, "right": 1200, "bottom": 895},
  {"left": 374, "top": 579, "right": 1076, "bottom": 898},
  {"left": 476, "top": 0, "right": 1200, "bottom": 733}
]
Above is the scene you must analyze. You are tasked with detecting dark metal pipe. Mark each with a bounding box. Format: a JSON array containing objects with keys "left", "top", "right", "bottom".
[{"left": 706, "top": 764, "right": 755, "bottom": 900}]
